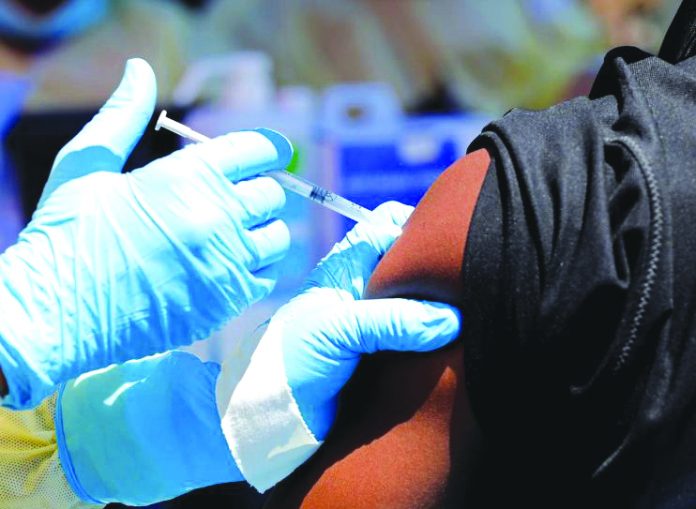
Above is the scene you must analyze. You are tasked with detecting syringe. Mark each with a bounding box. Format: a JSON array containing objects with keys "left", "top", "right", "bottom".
[{"left": 155, "top": 111, "right": 383, "bottom": 227}]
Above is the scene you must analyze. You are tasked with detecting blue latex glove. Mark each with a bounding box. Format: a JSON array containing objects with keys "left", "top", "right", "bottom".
[
  {"left": 218, "top": 201, "right": 462, "bottom": 490},
  {"left": 281, "top": 201, "right": 461, "bottom": 439},
  {"left": 56, "top": 351, "right": 240, "bottom": 506},
  {"left": 0, "top": 58, "right": 292, "bottom": 409}
]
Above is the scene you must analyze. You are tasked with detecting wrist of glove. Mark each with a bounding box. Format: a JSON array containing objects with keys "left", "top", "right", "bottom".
[
  {"left": 216, "top": 202, "right": 462, "bottom": 492},
  {"left": 0, "top": 58, "right": 291, "bottom": 409},
  {"left": 56, "top": 351, "right": 241, "bottom": 506}
]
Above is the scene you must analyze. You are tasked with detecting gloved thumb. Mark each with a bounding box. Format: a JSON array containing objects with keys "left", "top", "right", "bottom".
[
  {"left": 371, "top": 200, "right": 413, "bottom": 229},
  {"left": 341, "top": 298, "right": 461, "bottom": 355},
  {"left": 38, "top": 58, "right": 157, "bottom": 207}
]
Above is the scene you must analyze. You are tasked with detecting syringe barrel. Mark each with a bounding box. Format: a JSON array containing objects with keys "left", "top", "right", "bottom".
[
  {"left": 266, "top": 170, "right": 315, "bottom": 197},
  {"left": 155, "top": 111, "right": 391, "bottom": 229}
]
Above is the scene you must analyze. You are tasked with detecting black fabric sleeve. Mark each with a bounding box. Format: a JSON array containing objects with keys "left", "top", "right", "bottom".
[
  {"left": 458, "top": 91, "right": 661, "bottom": 497},
  {"left": 458, "top": 20, "right": 696, "bottom": 509}
]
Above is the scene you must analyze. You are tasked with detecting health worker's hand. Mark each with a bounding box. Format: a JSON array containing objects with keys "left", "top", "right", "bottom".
[
  {"left": 216, "top": 202, "right": 462, "bottom": 492},
  {"left": 56, "top": 351, "right": 242, "bottom": 506},
  {"left": 0, "top": 58, "right": 291, "bottom": 409}
]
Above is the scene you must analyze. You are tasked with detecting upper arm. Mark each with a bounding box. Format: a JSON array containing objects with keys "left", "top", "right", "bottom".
[
  {"left": 265, "top": 150, "right": 492, "bottom": 508},
  {"left": 266, "top": 344, "right": 475, "bottom": 509}
]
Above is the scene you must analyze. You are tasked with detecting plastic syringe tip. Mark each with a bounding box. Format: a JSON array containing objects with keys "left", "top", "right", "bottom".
[
  {"left": 154, "top": 110, "right": 168, "bottom": 131},
  {"left": 155, "top": 111, "right": 210, "bottom": 143}
]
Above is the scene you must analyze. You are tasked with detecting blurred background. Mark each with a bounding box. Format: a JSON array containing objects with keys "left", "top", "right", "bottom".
[{"left": 0, "top": 0, "right": 682, "bottom": 507}]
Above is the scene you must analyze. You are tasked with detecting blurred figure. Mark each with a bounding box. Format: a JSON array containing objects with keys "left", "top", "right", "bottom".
[
  {"left": 587, "top": 0, "right": 680, "bottom": 47},
  {"left": 0, "top": 0, "right": 193, "bottom": 110},
  {"left": 0, "top": 1, "right": 681, "bottom": 116},
  {"left": 0, "top": 73, "right": 28, "bottom": 251},
  {"left": 565, "top": 0, "right": 680, "bottom": 97},
  {"left": 198, "top": 0, "right": 604, "bottom": 115}
]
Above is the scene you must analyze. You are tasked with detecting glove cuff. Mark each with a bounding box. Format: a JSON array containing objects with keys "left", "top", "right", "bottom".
[
  {"left": 56, "top": 352, "right": 241, "bottom": 505},
  {"left": 217, "top": 319, "right": 321, "bottom": 492},
  {"left": 55, "top": 383, "right": 101, "bottom": 504}
]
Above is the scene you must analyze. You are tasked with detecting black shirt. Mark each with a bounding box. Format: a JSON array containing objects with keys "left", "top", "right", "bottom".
[{"left": 461, "top": 47, "right": 696, "bottom": 507}]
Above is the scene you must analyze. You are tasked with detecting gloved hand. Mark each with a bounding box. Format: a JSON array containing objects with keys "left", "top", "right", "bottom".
[
  {"left": 56, "top": 351, "right": 240, "bottom": 506},
  {"left": 217, "top": 201, "right": 462, "bottom": 491},
  {"left": 0, "top": 58, "right": 292, "bottom": 409},
  {"left": 54, "top": 202, "right": 460, "bottom": 505}
]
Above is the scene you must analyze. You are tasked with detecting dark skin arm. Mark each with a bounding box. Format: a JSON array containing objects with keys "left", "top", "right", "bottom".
[
  {"left": 266, "top": 149, "right": 491, "bottom": 508},
  {"left": 267, "top": 344, "right": 475, "bottom": 509}
]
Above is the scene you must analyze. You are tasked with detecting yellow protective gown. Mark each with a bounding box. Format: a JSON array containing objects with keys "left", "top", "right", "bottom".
[{"left": 0, "top": 395, "right": 97, "bottom": 509}]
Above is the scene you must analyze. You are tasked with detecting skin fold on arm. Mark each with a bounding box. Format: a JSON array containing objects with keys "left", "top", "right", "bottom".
[{"left": 266, "top": 149, "right": 491, "bottom": 509}]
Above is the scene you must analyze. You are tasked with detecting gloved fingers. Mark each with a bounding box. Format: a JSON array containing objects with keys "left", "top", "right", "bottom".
[
  {"left": 341, "top": 298, "right": 461, "bottom": 355},
  {"left": 232, "top": 176, "right": 286, "bottom": 228},
  {"left": 372, "top": 201, "right": 414, "bottom": 228},
  {"left": 304, "top": 203, "right": 411, "bottom": 293},
  {"left": 244, "top": 219, "right": 290, "bottom": 271},
  {"left": 306, "top": 240, "right": 383, "bottom": 299},
  {"left": 173, "top": 128, "right": 293, "bottom": 183},
  {"left": 39, "top": 58, "right": 156, "bottom": 207},
  {"left": 340, "top": 201, "right": 413, "bottom": 256},
  {"left": 249, "top": 264, "right": 280, "bottom": 296}
]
